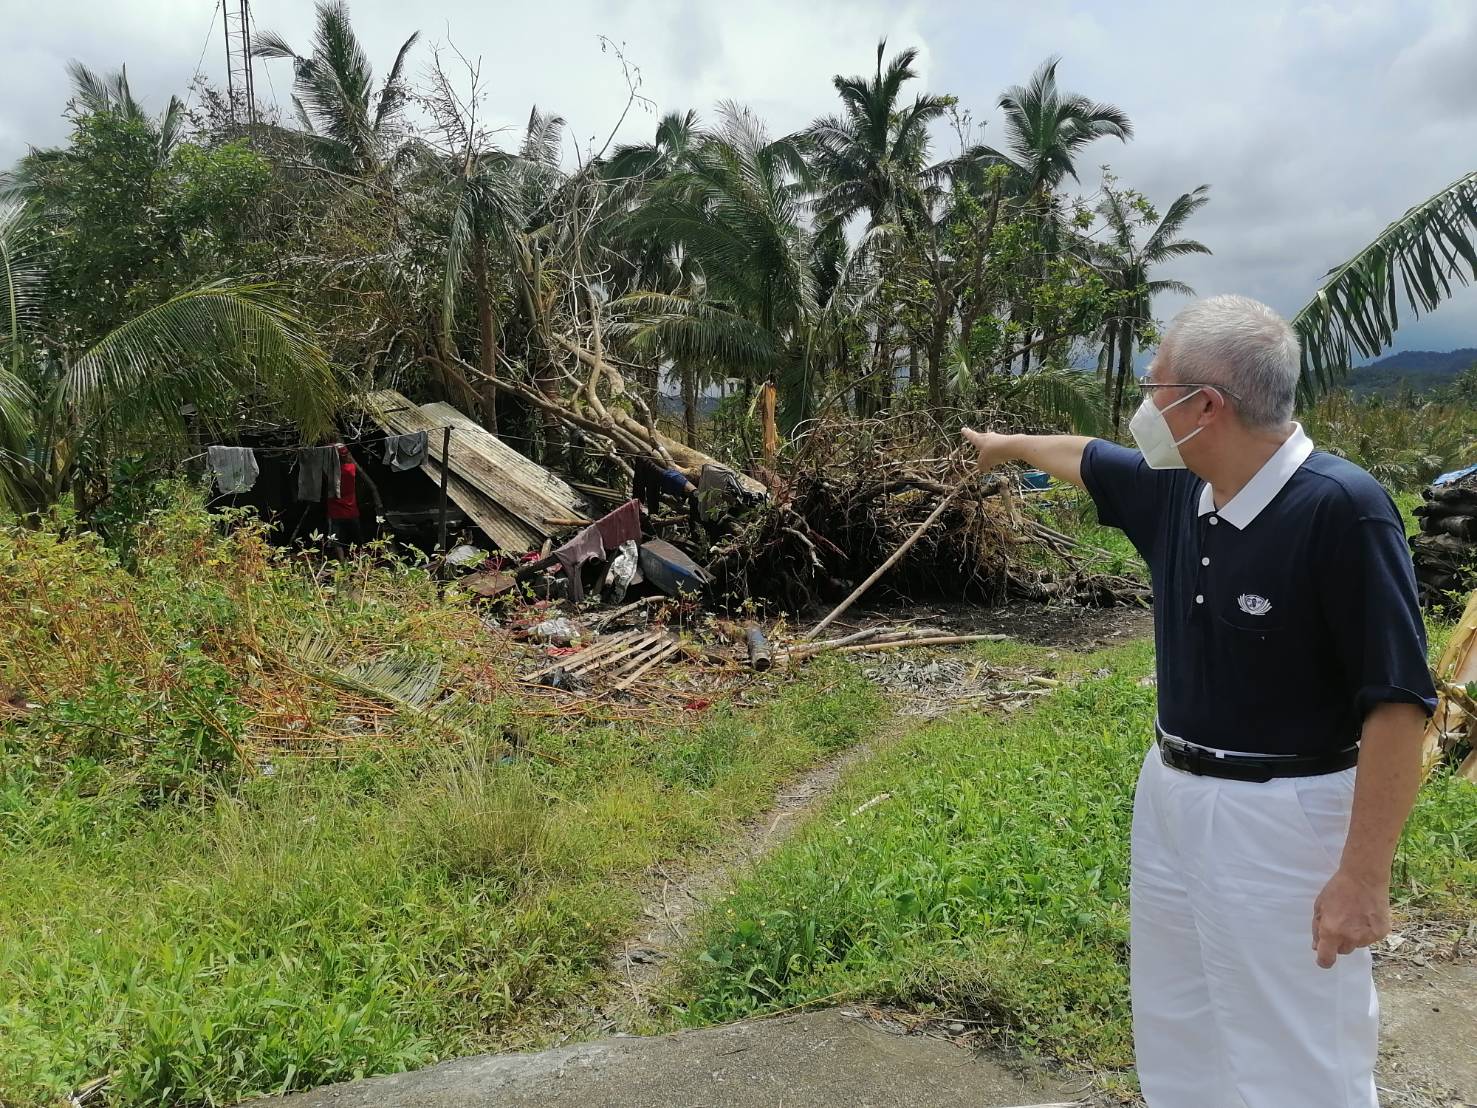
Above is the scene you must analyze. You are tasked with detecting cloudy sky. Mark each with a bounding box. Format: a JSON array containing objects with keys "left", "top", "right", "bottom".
[{"left": 4, "top": 0, "right": 1475, "bottom": 356}]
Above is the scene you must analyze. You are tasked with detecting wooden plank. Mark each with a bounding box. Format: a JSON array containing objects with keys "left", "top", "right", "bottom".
[
  {"left": 421, "top": 401, "right": 590, "bottom": 524},
  {"left": 363, "top": 391, "right": 587, "bottom": 536},
  {"left": 359, "top": 392, "right": 541, "bottom": 551},
  {"left": 428, "top": 460, "right": 541, "bottom": 552},
  {"left": 611, "top": 639, "right": 683, "bottom": 689}
]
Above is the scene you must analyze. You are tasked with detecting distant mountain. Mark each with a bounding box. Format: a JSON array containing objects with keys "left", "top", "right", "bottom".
[{"left": 1345, "top": 349, "right": 1477, "bottom": 396}]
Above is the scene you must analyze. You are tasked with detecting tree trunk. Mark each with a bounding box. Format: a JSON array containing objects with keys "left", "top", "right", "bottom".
[
  {"left": 681, "top": 360, "right": 698, "bottom": 446},
  {"left": 471, "top": 232, "right": 499, "bottom": 434},
  {"left": 926, "top": 316, "right": 947, "bottom": 409},
  {"left": 908, "top": 343, "right": 919, "bottom": 388},
  {"left": 1111, "top": 323, "right": 1134, "bottom": 432}
]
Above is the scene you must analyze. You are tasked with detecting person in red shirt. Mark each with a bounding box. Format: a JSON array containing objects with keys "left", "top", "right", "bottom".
[{"left": 325, "top": 444, "right": 361, "bottom": 556}]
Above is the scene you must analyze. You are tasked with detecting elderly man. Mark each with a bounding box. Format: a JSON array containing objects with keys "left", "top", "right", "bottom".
[{"left": 964, "top": 295, "right": 1435, "bottom": 1106}]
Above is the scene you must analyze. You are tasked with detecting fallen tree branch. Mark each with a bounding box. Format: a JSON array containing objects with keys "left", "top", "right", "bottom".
[{"left": 803, "top": 472, "right": 1004, "bottom": 640}]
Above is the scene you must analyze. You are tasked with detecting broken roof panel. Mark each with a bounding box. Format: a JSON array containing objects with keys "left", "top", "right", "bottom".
[{"left": 361, "top": 390, "right": 590, "bottom": 551}]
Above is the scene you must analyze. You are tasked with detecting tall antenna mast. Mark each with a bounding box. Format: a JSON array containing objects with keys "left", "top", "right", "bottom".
[{"left": 222, "top": 0, "right": 257, "bottom": 127}]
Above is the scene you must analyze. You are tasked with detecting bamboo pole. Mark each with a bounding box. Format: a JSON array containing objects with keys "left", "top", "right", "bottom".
[
  {"left": 819, "top": 633, "right": 1008, "bottom": 655},
  {"left": 612, "top": 639, "right": 685, "bottom": 689},
  {"left": 802, "top": 485, "right": 965, "bottom": 641},
  {"left": 521, "top": 629, "right": 645, "bottom": 681}
]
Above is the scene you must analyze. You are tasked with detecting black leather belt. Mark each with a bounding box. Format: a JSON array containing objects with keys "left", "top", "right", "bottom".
[{"left": 1154, "top": 723, "right": 1358, "bottom": 782}]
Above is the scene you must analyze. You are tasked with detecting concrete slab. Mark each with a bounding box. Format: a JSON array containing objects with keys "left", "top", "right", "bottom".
[{"left": 254, "top": 1009, "right": 1086, "bottom": 1108}]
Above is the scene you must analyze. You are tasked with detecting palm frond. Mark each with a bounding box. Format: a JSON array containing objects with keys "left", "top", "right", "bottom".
[
  {"left": 1005, "top": 365, "right": 1109, "bottom": 436},
  {"left": 248, "top": 30, "right": 298, "bottom": 61},
  {"left": 0, "top": 200, "right": 42, "bottom": 468},
  {"left": 1143, "top": 185, "right": 1210, "bottom": 253},
  {"left": 441, "top": 183, "right": 474, "bottom": 336},
  {"left": 291, "top": 634, "right": 488, "bottom": 744},
  {"left": 611, "top": 290, "right": 778, "bottom": 368},
  {"left": 520, "top": 107, "right": 566, "bottom": 168},
  {"left": 157, "top": 95, "right": 186, "bottom": 162},
  {"left": 63, "top": 282, "right": 342, "bottom": 442},
  {"left": 0, "top": 199, "right": 46, "bottom": 378},
  {"left": 373, "top": 31, "right": 421, "bottom": 136},
  {"left": 1292, "top": 170, "right": 1477, "bottom": 401}
]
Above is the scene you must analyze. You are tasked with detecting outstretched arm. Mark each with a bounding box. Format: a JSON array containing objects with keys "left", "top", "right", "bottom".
[{"left": 962, "top": 428, "right": 1093, "bottom": 488}]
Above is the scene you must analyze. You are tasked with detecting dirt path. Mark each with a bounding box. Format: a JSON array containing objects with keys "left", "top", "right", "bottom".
[
  {"left": 252, "top": 606, "right": 1475, "bottom": 1108},
  {"left": 601, "top": 601, "right": 1149, "bottom": 1026},
  {"left": 604, "top": 732, "right": 884, "bottom": 1022},
  {"left": 1377, "top": 953, "right": 1477, "bottom": 1107}
]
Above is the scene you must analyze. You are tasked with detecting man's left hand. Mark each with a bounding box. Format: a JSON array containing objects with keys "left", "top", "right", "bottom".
[{"left": 1312, "top": 868, "right": 1391, "bottom": 969}]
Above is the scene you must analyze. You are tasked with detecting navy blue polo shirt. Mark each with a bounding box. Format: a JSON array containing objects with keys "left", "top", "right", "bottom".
[{"left": 1080, "top": 426, "right": 1436, "bottom": 755}]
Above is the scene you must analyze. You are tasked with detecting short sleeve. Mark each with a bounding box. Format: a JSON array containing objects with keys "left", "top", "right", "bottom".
[
  {"left": 1079, "top": 439, "right": 1174, "bottom": 563},
  {"left": 1318, "top": 516, "right": 1437, "bottom": 720}
]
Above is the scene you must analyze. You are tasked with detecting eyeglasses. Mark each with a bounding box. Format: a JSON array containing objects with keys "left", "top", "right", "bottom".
[{"left": 1136, "top": 380, "right": 1243, "bottom": 403}]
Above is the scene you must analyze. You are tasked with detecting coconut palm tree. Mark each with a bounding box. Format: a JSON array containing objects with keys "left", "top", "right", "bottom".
[
  {"left": 63, "top": 62, "right": 185, "bottom": 166},
  {"left": 604, "top": 110, "right": 703, "bottom": 184},
  {"left": 1092, "top": 185, "right": 1212, "bottom": 430},
  {"left": 982, "top": 57, "right": 1133, "bottom": 373},
  {"left": 805, "top": 41, "right": 951, "bottom": 232},
  {"left": 618, "top": 104, "right": 820, "bottom": 424},
  {"left": 1291, "top": 170, "right": 1477, "bottom": 402},
  {"left": 804, "top": 42, "right": 953, "bottom": 414},
  {"left": 984, "top": 57, "right": 1133, "bottom": 201},
  {"left": 0, "top": 196, "right": 339, "bottom": 514},
  {"left": 251, "top": 0, "right": 419, "bottom": 176}
]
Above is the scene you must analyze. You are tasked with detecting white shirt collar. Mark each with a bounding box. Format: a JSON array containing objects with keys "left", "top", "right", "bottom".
[{"left": 1196, "top": 423, "right": 1314, "bottom": 529}]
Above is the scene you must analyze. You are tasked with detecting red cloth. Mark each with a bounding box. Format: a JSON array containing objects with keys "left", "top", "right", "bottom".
[
  {"left": 594, "top": 498, "right": 642, "bottom": 550},
  {"left": 326, "top": 461, "right": 359, "bottom": 519}
]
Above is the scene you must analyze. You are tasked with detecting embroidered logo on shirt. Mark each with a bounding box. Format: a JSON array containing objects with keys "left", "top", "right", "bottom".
[{"left": 1237, "top": 593, "right": 1273, "bottom": 616}]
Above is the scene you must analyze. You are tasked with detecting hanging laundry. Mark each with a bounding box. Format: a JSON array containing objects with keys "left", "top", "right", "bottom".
[
  {"left": 381, "top": 430, "right": 429, "bottom": 472},
  {"left": 296, "top": 445, "right": 341, "bottom": 501},
  {"left": 594, "top": 498, "right": 642, "bottom": 550},
  {"left": 631, "top": 456, "right": 665, "bottom": 513},
  {"left": 697, "top": 463, "right": 742, "bottom": 522},
  {"left": 552, "top": 524, "right": 606, "bottom": 603},
  {"left": 207, "top": 446, "right": 259, "bottom": 495}
]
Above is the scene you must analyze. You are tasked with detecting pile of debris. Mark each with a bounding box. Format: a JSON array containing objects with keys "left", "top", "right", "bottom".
[
  {"left": 358, "top": 391, "right": 1144, "bottom": 620},
  {"left": 705, "top": 419, "right": 1148, "bottom": 612},
  {"left": 1420, "top": 589, "right": 1477, "bottom": 782},
  {"left": 1412, "top": 466, "right": 1477, "bottom": 612}
]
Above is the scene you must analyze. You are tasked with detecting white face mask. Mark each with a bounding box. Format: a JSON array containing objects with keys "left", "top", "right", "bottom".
[{"left": 1129, "top": 387, "right": 1205, "bottom": 469}]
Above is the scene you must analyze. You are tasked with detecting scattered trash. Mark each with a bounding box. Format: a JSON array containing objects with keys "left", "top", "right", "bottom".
[
  {"left": 744, "top": 624, "right": 773, "bottom": 672},
  {"left": 604, "top": 539, "right": 640, "bottom": 604},
  {"left": 638, "top": 538, "right": 714, "bottom": 598},
  {"left": 445, "top": 544, "right": 488, "bottom": 569},
  {"left": 539, "top": 667, "right": 590, "bottom": 693},
  {"left": 530, "top": 617, "right": 585, "bottom": 646}
]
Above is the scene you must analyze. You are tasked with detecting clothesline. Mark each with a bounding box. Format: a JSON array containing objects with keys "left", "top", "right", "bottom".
[
  {"left": 184, "top": 425, "right": 451, "bottom": 467},
  {"left": 204, "top": 429, "right": 444, "bottom": 500}
]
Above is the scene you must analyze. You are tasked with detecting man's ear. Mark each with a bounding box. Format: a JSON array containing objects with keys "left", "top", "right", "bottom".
[{"left": 1197, "top": 388, "right": 1225, "bottom": 426}]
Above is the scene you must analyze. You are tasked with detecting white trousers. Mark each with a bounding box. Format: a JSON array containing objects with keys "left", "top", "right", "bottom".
[{"left": 1130, "top": 745, "right": 1379, "bottom": 1107}]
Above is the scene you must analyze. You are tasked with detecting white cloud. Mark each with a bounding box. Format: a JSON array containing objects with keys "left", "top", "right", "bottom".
[{"left": 3, "top": 0, "right": 1473, "bottom": 353}]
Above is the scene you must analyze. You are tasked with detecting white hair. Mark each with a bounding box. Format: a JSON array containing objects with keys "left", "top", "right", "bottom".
[{"left": 1157, "top": 295, "right": 1300, "bottom": 430}]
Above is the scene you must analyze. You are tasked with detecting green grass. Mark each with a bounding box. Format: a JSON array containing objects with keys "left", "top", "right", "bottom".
[
  {"left": 0, "top": 665, "right": 884, "bottom": 1107},
  {"left": 671, "top": 638, "right": 1477, "bottom": 1073},
  {"left": 0, "top": 491, "right": 889, "bottom": 1106}
]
